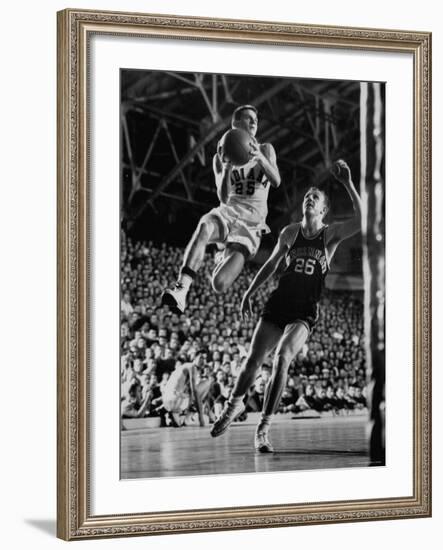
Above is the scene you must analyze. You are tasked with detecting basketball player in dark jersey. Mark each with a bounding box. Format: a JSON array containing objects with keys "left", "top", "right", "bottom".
[
  {"left": 210, "top": 159, "right": 361, "bottom": 452},
  {"left": 161, "top": 105, "right": 280, "bottom": 314}
]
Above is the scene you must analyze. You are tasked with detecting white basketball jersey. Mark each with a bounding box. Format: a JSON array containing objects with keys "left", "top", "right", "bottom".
[{"left": 225, "top": 157, "right": 271, "bottom": 225}]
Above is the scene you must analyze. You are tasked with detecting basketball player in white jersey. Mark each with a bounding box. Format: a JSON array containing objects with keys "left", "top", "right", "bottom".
[
  {"left": 162, "top": 350, "right": 212, "bottom": 427},
  {"left": 210, "top": 160, "right": 362, "bottom": 452},
  {"left": 161, "top": 105, "right": 281, "bottom": 313}
]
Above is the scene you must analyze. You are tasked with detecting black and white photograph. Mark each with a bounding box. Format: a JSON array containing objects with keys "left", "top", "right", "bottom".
[{"left": 119, "top": 69, "right": 385, "bottom": 480}]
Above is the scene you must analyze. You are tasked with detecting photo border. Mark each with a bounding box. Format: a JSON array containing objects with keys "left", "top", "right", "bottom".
[{"left": 57, "top": 8, "right": 431, "bottom": 540}]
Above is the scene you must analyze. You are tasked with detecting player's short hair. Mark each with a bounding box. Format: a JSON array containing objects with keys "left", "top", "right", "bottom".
[
  {"left": 231, "top": 104, "right": 258, "bottom": 125},
  {"left": 305, "top": 186, "right": 330, "bottom": 216}
]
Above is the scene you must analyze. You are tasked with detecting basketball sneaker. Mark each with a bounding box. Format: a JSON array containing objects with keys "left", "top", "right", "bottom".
[
  {"left": 210, "top": 399, "right": 245, "bottom": 438},
  {"left": 254, "top": 427, "right": 274, "bottom": 453},
  {"left": 161, "top": 282, "right": 187, "bottom": 313}
]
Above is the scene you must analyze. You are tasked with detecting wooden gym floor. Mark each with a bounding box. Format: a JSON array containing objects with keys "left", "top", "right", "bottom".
[{"left": 121, "top": 415, "right": 369, "bottom": 479}]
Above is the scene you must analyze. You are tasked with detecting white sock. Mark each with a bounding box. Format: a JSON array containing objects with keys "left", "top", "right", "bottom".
[
  {"left": 177, "top": 273, "right": 193, "bottom": 291},
  {"left": 230, "top": 396, "right": 243, "bottom": 407},
  {"left": 258, "top": 414, "right": 271, "bottom": 432}
]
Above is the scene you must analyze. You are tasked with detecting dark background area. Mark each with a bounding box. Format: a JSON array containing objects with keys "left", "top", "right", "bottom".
[{"left": 121, "top": 70, "right": 384, "bottom": 277}]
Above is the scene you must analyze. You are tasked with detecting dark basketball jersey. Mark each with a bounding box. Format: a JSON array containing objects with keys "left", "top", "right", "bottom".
[{"left": 276, "top": 224, "right": 329, "bottom": 306}]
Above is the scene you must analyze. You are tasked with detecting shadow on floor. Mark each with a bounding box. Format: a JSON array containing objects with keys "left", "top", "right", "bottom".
[{"left": 24, "top": 519, "right": 56, "bottom": 537}]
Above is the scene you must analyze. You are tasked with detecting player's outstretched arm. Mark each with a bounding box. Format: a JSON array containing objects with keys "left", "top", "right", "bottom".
[
  {"left": 328, "top": 159, "right": 362, "bottom": 243},
  {"left": 213, "top": 152, "right": 232, "bottom": 204},
  {"left": 240, "top": 226, "right": 292, "bottom": 318},
  {"left": 249, "top": 141, "right": 281, "bottom": 188}
]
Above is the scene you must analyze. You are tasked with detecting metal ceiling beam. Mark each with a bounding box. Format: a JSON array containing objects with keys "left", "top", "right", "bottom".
[
  {"left": 220, "top": 75, "right": 233, "bottom": 104},
  {"left": 123, "top": 73, "right": 153, "bottom": 99},
  {"left": 125, "top": 100, "right": 200, "bottom": 128},
  {"left": 163, "top": 120, "right": 193, "bottom": 200},
  {"left": 141, "top": 86, "right": 197, "bottom": 101},
  {"left": 278, "top": 136, "right": 308, "bottom": 156},
  {"left": 122, "top": 163, "right": 161, "bottom": 178},
  {"left": 164, "top": 72, "right": 222, "bottom": 122},
  {"left": 294, "top": 84, "right": 329, "bottom": 168},
  {"left": 300, "top": 81, "right": 360, "bottom": 108},
  {"left": 127, "top": 119, "right": 163, "bottom": 206}
]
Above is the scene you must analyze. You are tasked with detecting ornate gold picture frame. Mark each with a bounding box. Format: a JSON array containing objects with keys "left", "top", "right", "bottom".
[{"left": 57, "top": 8, "right": 431, "bottom": 540}]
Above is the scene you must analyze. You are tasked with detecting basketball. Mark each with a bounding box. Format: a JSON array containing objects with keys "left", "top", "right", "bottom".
[{"left": 219, "top": 128, "right": 252, "bottom": 167}]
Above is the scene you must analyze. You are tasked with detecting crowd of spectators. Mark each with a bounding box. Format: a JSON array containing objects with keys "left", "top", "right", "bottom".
[{"left": 121, "top": 232, "right": 368, "bottom": 423}]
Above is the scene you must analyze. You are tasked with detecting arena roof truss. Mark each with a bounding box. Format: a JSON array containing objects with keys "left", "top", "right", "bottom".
[{"left": 121, "top": 70, "right": 361, "bottom": 231}]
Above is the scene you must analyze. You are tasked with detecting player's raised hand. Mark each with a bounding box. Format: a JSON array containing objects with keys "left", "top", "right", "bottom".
[
  {"left": 240, "top": 292, "right": 253, "bottom": 320},
  {"left": 222, "top": 153, "right": 233, "bottom": 166},
  {"left": 218, "top": 151, "right": 233, "bottom": 169},
  {"left": 248, "top": 138, "right": 264, "bottom": 163},
  {"left": 331, "top": 159, "right": 352, "bottom": 185},
  {"left": 216, "top": 141, "right": 233, "bottom": 168}
]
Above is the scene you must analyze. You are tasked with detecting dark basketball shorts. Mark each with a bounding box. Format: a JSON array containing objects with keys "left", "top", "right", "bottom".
[{"left": 261, "top": 297, "right": 319, "bottom": 333}]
